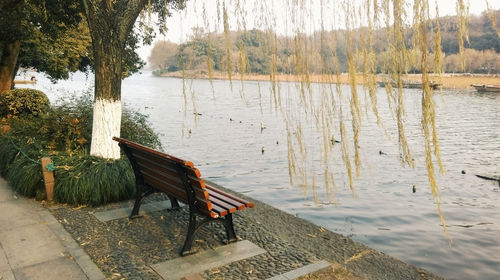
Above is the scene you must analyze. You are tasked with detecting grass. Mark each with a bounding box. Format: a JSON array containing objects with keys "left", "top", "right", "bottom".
[
  {"left": 7, "top": 157, "right": 44, "bottom": 198},
  {"left": 53, "top": 155, "right": 135, "bottom": 206}
]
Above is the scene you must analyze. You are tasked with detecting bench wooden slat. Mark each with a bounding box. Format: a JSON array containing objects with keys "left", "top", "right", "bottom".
[
  {"left": 125, "top": 143, "right": 201, "bottom": 178},
  {"left": 130, "top": 148, "right": 201, "bottom": 179},
  {"left": 114, "top": 137, "right": 194, "bottom": 167},
  {"left": 210, "top": 204, "right": 228, "bottom": 217},
  {"left": 206, "top": 188, "right": 245, "bottom": 210},
  {"left": 139, "top": 167, "right": 209, "bottom": 202},
  {"left": 205, "top": 184, "right": 254, "bottom": 208},
  {"left": 209, "top": 196, "right": 237, "bottom": 214},
  {"left": 135, "top": 160, "right": 209, "bottom": 200},
  {"left": 134, "top": 155, "right": 207, "bottom": 192},
  {"left": 140, "top": 171, "right": 212, "bottom": 212}
]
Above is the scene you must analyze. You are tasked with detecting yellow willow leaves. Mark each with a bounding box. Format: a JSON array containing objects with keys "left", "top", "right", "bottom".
[
  {"left": 166, "top": 1, "right": 484, "bottom": 225},
  {"left": 456, "top": 0, "right": 470, "bottom": 72},
  {"left": 486, "top": 1, "right": 500, "bottom": 38},
  {"left": 269, "top": 32, "right": 281, "bottom": 112},
  {"left": 362, "top": 0, "right": 382, "bottom": 128},
  {"left": 386, "top": 0, "right": 414, "bottom": 169},
  {"left": 432, "top": 3, "right": 445, "bottom": 175},
  {"left": 222, "top": 2, "right": 233, "bottom": 87},
  {"left": 414, "top": 0, "right": 447, "bottom": 236},
  {"left": 433, "top": 2, "right": 444, "bottom": 87},
  {"left": 202, "top": 2, "right": 215, "bottom": 95},
  {"left": 345, "top": 0, "right": 362, "bottom": 179}
]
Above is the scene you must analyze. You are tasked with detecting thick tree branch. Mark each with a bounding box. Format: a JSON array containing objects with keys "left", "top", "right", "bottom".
[{"left": 118, "top": 0, "right": 149, "bottom": 43}]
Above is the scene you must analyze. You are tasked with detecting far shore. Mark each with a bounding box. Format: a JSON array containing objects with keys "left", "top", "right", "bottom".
[{"left": 157, "top": 70, "right": 500, "bottom": 90}]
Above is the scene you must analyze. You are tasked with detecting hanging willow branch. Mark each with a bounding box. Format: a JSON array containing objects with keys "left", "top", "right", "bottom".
[
  {"left": 413, "top": 0, "right": 448, "bottom": 236},
  {"left": 486, "top": 1, "right": 500, "bottom": 38},
  {"left": 154, "top": 0, "right": 488, "bottom": 233},
  {"left": 456, "top": 0, "right": 470, "bottom": 72}
]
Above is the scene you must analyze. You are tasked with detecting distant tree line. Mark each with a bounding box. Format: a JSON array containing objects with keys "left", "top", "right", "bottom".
[{"left": 149, "top": 10, "right": 500, "bottom": 75}]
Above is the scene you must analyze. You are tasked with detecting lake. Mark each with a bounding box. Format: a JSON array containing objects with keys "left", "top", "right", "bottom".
[{"left": 21, "top": 71, "right": 500, "bottom": 279}]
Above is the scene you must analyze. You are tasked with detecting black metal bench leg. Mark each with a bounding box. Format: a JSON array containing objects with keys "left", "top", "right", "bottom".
[
  {"left": 181, "top": 213, "right": 198, "bottom": 256},
  {"left": 130, "top": 187, "right": 155, "bottom": 219},
  {"left": 167, "top": 195, "right": 180, "bottom": 209},
  {"left": 224, "top": 213, "right": 237, "bottom": 243}
]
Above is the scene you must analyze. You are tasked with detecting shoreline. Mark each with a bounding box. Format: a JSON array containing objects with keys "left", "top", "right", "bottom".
[{"left": 157, "top": 70, "right": 500, "bottom": 90}]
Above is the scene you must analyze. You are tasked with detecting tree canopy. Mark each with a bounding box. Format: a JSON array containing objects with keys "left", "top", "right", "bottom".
[
  {"left": 0, "top": 0, "right": 89, "bottom": 91},
  {"left": 0, "top": 0, "right": 162, "bottom": 92}
]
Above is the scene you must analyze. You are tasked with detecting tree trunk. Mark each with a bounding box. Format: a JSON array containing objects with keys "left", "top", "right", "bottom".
[
  {"left": 0, "top": 40, "right": 21, "bottom": 94},
  {"left": 89, "top": 38, "right": 123, "bottom": 159},
  {"left": 82, "top": 0, "right": 149, "bottom": 159}
]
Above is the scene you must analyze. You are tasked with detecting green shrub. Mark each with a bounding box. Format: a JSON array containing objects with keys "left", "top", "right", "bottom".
[
  {"left": 39, "top": 107, "right": 91, "bottom": 156},
  {"left": 51, "top": 90, "right": 162, "bottom": 151},
  {"left": 121, "top": 108, "right": 162, "bottom": 149},
  {"left": 0, "top": 88, "right": 50, "bottom": 117},
  {"left": 0, "top": 136, "right": 20, "bottom": 176},
  {"left": 0, "top": 88, "right": 162, "bottom": 206}
]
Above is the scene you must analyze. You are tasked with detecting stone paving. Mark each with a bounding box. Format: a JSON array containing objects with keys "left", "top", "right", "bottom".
[{"left": 0, "top": 177, "right": 104, "bottom": 280}]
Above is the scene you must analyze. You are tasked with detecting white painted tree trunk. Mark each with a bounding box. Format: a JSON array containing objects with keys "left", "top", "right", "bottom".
[{"left": 90, "top": 98, "right": 122, "bottom": 159}]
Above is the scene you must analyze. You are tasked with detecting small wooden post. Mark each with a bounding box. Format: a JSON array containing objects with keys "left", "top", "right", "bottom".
[{"left": 41, "top": 157, "right": 55, "bottom": 203}]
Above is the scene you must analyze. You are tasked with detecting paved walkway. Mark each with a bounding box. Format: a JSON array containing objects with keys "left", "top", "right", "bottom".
[{"left": 0, "top": 178, "right": 105, "bottom": 280}]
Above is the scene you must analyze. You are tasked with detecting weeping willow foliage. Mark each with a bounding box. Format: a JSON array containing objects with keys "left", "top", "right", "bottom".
[
  {"left": 486, "top": 1, "right": 500, "bottom": 38},
  {"left": 165, "top": 0, "right": 479, "bottom": 233},
  {"left": 413, "top": 0, "right": 447, "bottom": 236},
  {"left": 456, "top": 0, "right": 470, "bottom": 71}
]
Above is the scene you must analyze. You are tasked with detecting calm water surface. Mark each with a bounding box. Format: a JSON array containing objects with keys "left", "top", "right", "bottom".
[{"left": 25, "top": 71, "right": 500, "bottom": 279}]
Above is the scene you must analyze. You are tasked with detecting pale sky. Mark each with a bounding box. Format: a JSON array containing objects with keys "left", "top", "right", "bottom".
[{"left": 138, "top": 0, "right": 500, "bottom": 61}]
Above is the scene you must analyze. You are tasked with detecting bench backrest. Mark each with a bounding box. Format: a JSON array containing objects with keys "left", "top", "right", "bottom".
[{"left": 113, "top": 137, "right": 216, "bottom": 217}]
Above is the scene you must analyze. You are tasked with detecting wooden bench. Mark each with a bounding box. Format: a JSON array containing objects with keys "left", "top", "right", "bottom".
[{"left": 113, "top": 137, "right": 254, "bottom": 256}]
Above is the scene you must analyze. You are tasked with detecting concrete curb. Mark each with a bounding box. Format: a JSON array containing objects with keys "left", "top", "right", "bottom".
[{"left": 39, "top": 207, "right": 106, "bottom": 280}]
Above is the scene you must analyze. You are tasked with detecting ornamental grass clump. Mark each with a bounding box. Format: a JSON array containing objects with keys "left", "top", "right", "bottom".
[
  {"left": 7, "top": 157, "right": 44, "bottom": 198},
  {"left": 53, "top": 155, "right": 135, "bottom": 206},
  {"left": 0, "top": 89, "right": 161, "bottom": 206}
]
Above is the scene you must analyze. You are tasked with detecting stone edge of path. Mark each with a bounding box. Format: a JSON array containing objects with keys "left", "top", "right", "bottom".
[{"left": 40, "top": 205, "right": 106, "bottom": 280}]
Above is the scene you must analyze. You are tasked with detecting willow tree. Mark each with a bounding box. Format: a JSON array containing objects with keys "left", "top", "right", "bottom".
[
  {"left": 160, "top": 0, "right": 479, "bottom": 233},
  {"left": 80, "top": 0, "right": 185, "bottom": 159}
]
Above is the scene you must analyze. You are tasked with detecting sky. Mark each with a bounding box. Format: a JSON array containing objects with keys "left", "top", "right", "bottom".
[{"left": 137, "top": 0, "right": 500, "bottom": 61}]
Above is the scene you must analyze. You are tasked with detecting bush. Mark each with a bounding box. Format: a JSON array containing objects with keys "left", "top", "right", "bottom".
[
  {"left": 121, "top": 108, "right": 162, "bottom": 149},
  {"left": 0, "top": 136, "right": 20, "bottom": 176},
  {"left": 0, "top": 88, "right": 162, "bottom": 205},
  {"left": 0, "top": 88, "right": 50, "bottom": 117},
  {"left": 49, "top": 90, "right": 162, "bottom": 152}
]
